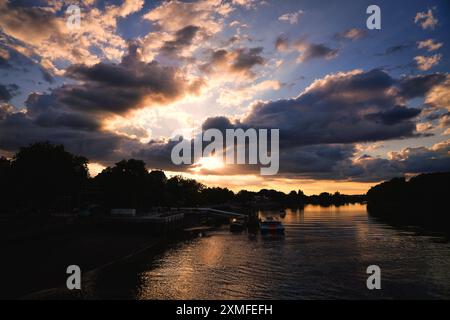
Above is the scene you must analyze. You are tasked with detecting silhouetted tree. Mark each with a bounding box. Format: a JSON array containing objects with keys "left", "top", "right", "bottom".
[
  {"left": 10, "top": 142, "right": 88, "bottom": 214},
  {"left": 147, "top": 170, "right": 167, "bottom": 207},
  {"left": 0, "top": 156, "right": 13, "bottom": 212},
  {"left": 95, "top": 159, "right": 149, "bottom": 210},
  {"left": 0, "top": 142, "right": 370, "bottom": 216},
  {"left": 200, "top": 187, "right": 234, "bottom": 205},
  {"left": 367, "top": 172, "right": 450, "bottom": 229},
  {"left": 236, "top": 190, "right": 255, "bottom": 205},
  {"left": 166, "top": 175, "right": 204, "bottom": 207}
]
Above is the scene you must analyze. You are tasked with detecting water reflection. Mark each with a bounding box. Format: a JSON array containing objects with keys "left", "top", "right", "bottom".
[{"left": 90, "top": 204, "right": 450, "bottom": 299}]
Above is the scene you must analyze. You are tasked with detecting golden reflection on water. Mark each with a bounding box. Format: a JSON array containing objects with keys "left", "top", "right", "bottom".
[{"left": 129, "top": 203, "right": 450, "bottom": 299}]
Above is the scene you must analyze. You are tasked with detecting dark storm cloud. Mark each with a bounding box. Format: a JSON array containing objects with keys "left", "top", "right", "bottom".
[
  {"left": 0, "top": 84, "right": 12, "bottom": 102},
  {"left": 240, "top": 69, "right": 420, "bottom": 146},
  {"left": 181, "top": 69, "right": 448, "bottom": 181},
  {"left": 231, "top": 47, "right": 265, "bottom": 72},
  {"left": 37, "top": 43, "right": 203, "bottom": 115},
  {"left": 398, "top": 73, "right": 447, "bottom": 100},
  {"left": 200, "top": 47, "right": 265, "bottom": 78},
  {"left": 365, "top": 106, "right": 421, "bottom": 125},
  {"left": 278, "top": 144, "right": 356, "bottom": 178},
  {"left": 350, "top": 141, "right": 450, "bottom": 182},
  {"left": 199, "top": 49, "right": 228, "bottom": 73},
  {"left": 274, "top": 35, "right": 339, "bottom": 62},
  {"left": 0, "top": 83, "right": 18, "bottom": 102},
  {"left": 0, "top": 43, "right": 54, "bottom": 82},
  {"left": 0, "top": 111, "right": 126, "bottom": 161},
  {"left": 202, "top": 116, "right": 235, "bottom": 132},
  {"left": 132, "top": 138, "right": 192, "bottom": 171},
  {"left": 220, "top": 140, "right": 450, "bottom": 182},
  {"left": 39, "top": 67, "right": 54, "bottom": 83},
  {"left": 298, "top": 43, "right": 339, "bottom": 62},
  {"left": 0, "top": 42, "right": 204, "bottom": 163},
  {"left": 392, "top": 142, "right": 450, "bottom": 174},
  {"left": 161, "top": 25, "right": 200, "bottom": 56},
  {"left": 0, "top": 55, "right": 11, "bottom": 68},
  {"left": 32, "top": 66, "right": 444, "bottom": 182},
  {"left": 33, "top": 110, "right": 100, "bottom": 131}
]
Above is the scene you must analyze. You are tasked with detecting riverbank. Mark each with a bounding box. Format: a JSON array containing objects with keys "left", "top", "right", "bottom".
[
  {"left": 65, "top": 205, "right": 450, "bottom": 300},
  {"left": 0, "top": 222, "right": 170, "bottom": 299},
  {"left": 367, "top": 172, "right": 450, "bottom": 232}
]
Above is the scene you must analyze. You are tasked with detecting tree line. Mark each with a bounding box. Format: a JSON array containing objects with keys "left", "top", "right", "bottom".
[
  {"left": 0, "top": 142, "right": 365, "bottom": 216},
  {"left": 367, "top": 172, "right": 450, "bottom": 228}
]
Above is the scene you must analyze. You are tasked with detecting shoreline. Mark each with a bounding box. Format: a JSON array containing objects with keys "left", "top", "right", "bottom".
[
  {"left": 0, "top": 222, "right": 180, "bottom": 299},
  {"left": 23, "top": 236, "right": 167, "bottom": 300}
]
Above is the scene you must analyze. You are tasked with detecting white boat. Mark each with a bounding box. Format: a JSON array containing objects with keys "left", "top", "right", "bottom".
[{"left": 260, "top": 217, "right": 285, "bottom": 234}]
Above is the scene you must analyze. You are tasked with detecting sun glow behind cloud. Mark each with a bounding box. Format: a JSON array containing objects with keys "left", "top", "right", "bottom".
[
  {"left": 1, "top": 0, "right": 449, "bottom": 195},
  {"left": 190, "top": 156, "right": 225, "bottom": 172}
]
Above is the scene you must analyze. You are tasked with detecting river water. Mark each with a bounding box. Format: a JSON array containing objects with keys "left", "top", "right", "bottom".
[{"left": 87, "top": 204, "right": 450, "bottom": 299}]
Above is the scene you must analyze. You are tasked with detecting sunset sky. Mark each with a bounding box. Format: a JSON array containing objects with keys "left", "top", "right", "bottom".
[{"left": 0, "top": 0, "right": 449, "bottom": 194}]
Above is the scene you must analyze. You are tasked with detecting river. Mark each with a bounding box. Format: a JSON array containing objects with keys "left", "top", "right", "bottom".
[{"left": 85, "top": 204, "right": 450, "bottom": 299}]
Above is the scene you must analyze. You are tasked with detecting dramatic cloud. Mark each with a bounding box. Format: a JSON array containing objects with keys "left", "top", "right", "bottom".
[
  {"left": 200, "top": 47, "right": 265, "bottom": 79},
  {"left": 0, "top": 0, "right": 144, "bottom": 74},
  {"left": 0, "top": 41, "right": 205, "bottom": 161},
  {"left": 133, "top": 138, "right": 193, "bottom": 171},
  {"left": 0, "top": 110, "right": 129, "bottom": 162},
  {"left": 349, "top": 140, "right": 450, "bottom": 181},
  {"left": 414, "top": 8, "right": 439, "bottom": 30},
  {"left": 398, "top": 73, "right": 448, "bottom": 100},
  {"left": 0, "top": 0, "right": 64, "bottom": 45},
  {"left": 36, "top": 43, "right": 204, "bottom": 115},
  {"left": 414, "top": 54, "right": 442, "bottom": 71},
  {"left": 160, "top": 25, "right": 201, "bottom": 57},
  {"left": 144, "top": 0, "right": 232, "bottom": 34},
  {"left": 131, "top": 69, "right": 449, "bottom": 181},
  {"left": 0, "top": 0, "right": 448, "bottom": 187},
  {"left": 0, "top": 83, "right": 18, "bottom": 102},
  {"left": 296, "top": 42, "right": 339, "bottom": 63},
  {"left": 240, "top": 69, "right": 425, "bottom": 146},
  {"left": 280, "top": 138, "right": 450, "bottom": 181}
]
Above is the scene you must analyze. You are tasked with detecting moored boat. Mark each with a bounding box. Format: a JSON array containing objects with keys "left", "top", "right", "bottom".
[
  {"left": 230, "top": 217, "right": 246, "bottom": 232},
  {"left": 260, "top": 217, "right": 285, "bottom": 234}
]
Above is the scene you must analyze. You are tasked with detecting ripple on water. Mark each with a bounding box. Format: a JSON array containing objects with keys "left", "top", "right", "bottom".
[{"left": 93, "top": 204, "right": 450, "bottom": 299}]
